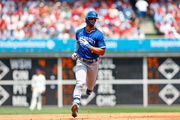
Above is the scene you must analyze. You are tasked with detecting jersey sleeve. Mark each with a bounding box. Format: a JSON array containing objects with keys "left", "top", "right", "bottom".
[{"left": 97, "top": 32, "right": 106, "bottom": 48}]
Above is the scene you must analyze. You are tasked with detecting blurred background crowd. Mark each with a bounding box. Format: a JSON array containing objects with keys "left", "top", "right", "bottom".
[{"left": 0, "top": 0, "right": 180, "bottom": 40}]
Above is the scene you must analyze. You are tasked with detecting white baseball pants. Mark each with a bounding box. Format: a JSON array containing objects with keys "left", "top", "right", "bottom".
[
  {"left": 73, "top": 59, "right": 99, "bottom": 102},
  {"left": 29, "top": 89, "right": 42, "bottom": 110}
]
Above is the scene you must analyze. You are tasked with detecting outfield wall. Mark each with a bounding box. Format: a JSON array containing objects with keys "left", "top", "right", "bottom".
[{"left": 0, "top": 38, "right": 180, "bottom": 107}]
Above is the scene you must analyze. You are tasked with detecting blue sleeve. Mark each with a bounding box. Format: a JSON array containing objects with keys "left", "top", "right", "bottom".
[{"left": 97, "top": 32, "right": 106, "bottom": 48}]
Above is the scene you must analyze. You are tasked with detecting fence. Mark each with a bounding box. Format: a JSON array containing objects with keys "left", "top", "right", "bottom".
[
  {"left": 0, "top": 57, "right": 180, "bottom": 107},
  {"left": 0, "top": 38, "right": 180, "bottom": 107}
]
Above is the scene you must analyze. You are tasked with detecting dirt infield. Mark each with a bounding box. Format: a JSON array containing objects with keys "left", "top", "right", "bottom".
[{"left": 0, "top": 113, "right": 180, "bottom": 120}]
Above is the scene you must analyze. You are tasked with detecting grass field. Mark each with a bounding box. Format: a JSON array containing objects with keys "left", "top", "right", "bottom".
[{"left": 0, "top": 106, "right": 180, "bottom": 115}]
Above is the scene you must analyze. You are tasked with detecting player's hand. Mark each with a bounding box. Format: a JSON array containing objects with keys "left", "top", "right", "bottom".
[
  {"left": 72, "top": 53, "right": 78, "bottom": 60},
  {"left": 79, "top": 38, "right": 91, "bottom": 48}
]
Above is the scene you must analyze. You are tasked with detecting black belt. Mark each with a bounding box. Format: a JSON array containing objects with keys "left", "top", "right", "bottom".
[{"left": 78, "top": 57, "right": 99, "bottom": 63}]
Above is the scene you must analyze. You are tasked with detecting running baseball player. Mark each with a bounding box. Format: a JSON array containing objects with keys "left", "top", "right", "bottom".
[
  {"left": 29, "top": 69, "right": 46, "bottom": 110},
  {"left": 71, "top": 10, "right": 106, "bottom": 118}
]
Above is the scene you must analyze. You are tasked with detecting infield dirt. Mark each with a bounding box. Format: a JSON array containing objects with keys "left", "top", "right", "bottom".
[{"left": 0, "top": 113, "right": 180, "bottom": 120}]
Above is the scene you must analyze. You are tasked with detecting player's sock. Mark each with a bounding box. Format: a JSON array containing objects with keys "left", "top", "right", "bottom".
[
  {"left": 73, "top": 97, "right": 80, "bottom": 107},
  {"left": 86, "top": 89, "right": 92, "bottom": 95}
]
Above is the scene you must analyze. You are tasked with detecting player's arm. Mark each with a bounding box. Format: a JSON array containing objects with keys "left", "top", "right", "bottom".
[
  {"left": 72, "top": 31, "right": 79, "bottom": 60},
  {"left": 74, "top": 40, "right": 79, "bottom": 53},
  {"left": 72, "top": 40, "right": 79, "bottom": 60},
  {"left": 74, "top": 32, "right": 79, "bottom": 53},
  {"left": 31, "top": 76, "right": 35, "bottom": 91},
  {"left": 79, "top": 39, "right": 106, "bottom": 56},
  {"left": 89, "top": 47, "right": 105, "bottom": 56},
  {"left": 79, "top": 33, "right": 106, "bottom": 56}
]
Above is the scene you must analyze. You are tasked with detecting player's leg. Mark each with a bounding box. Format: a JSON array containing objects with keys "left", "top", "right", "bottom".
[
  {"left": 72, "top": 60, "right": 87, "bottom": 117},
  {"left": 73, "top": 60, "right": 87, "bottom": 104},
  {"left": 29, "top": 90, "right": 38, "bottom": 110},
  {"left": 37, "top": 92, "right": 42, "bottom": 110},
  {"left": 86, "top": 61, "right": 98, "bottom": 95}
]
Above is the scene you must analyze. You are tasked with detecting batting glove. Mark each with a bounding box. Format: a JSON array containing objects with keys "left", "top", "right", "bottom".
[
  {"left": 72, "top": 53, "right": 78, "bottom": 60},
  {"left": 79, "top": 38, "right": 91, "bottom": 48}
]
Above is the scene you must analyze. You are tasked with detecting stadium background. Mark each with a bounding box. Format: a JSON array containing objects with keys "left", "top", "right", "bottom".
[{"left": 0, "top": 0, "right": 180, "bottom": 119}]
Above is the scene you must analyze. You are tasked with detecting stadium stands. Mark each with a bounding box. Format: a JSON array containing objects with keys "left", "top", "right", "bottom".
[
  {"left": 0, "top": 0, "right": 179, "bottom": 39},
  {"left": 148, "top": 0, "right": 180, "bottom": 38}
]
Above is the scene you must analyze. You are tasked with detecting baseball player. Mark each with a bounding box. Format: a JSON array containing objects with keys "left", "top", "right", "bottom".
[
  {"left": 71, "top": 10, "right": 106, "bottom": 118},
  {"left": 29, "top": 69, "right": 46, "bottom": 110}
]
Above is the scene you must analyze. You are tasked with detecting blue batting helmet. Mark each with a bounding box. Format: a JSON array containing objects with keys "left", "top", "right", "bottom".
[{"left": 85, "top": 10, "right": 98, "bottom": 27}]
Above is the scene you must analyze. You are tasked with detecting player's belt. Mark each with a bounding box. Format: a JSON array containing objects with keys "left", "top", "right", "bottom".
[{"left": 78, "top": 57, "right": 99, "bottom": 63}]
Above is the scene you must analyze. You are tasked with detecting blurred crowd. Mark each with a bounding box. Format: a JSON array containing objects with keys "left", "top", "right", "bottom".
[
  {"left": 0, "top": 0, "right": 179, "bottom": 40},
  {"left": 0, "top": 0, "right": 144, "bottom": 40},
  {"left": 149, "top": 0, "right": 180, "bottom": 39}
]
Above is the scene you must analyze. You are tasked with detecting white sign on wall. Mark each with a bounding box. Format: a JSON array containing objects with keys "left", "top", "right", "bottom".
[
  {"left": 0, "top": 61, "right": 9, "bottom": 80},
  {"left": 159, "top": 84, "right": 180, "bottom": 105},
  {"left": 96, "top": 58, "right": 116, "bottom": 106},
  {"left": 10, "top": 59, "right": 31, "bottom": 106},
  {"left": 0, "top": 86, "right": 9, "bottom": 106},
  {"left": 158, "top": 58, "right": 180, "bottom": 79},
  {"left": 81, "top": 92, "right": 96, "bottom": 106}
]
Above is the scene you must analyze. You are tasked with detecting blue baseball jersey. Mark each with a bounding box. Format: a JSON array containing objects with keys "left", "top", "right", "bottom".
[{"left": 76, "top": 27, "right": 106, "bottom": 59}]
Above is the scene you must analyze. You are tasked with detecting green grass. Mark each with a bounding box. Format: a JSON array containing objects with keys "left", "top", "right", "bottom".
[
  {"left": 0, "top": 106, "right": 180, "bottom": 115},
  {"left": 79, "top": 106, "right": 180, "bottom": 113}
]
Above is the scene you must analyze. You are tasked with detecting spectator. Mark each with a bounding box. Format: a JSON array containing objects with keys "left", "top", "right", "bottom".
[
  {"left": 164, "top": 30, "right": 176, "bottom": 39},
  {"left": 122, "top": 0, "right": 135, "bottom": 20},
  {"left": 135, "top": 0, "right": 149, "bottom": 22},
  {"left": 132, "top": 27, "right": 145, "bottom": 39},
  {"left": 149, "top": 0, "right": 159, "bottom": 17},
  {"left": 175, "top": 12, "right": 180, "bottom": 33}
]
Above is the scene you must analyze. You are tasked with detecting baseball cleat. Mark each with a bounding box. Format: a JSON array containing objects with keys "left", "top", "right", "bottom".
[{"left": 71, "top": 103, "right": 78, "bottom": 118}]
